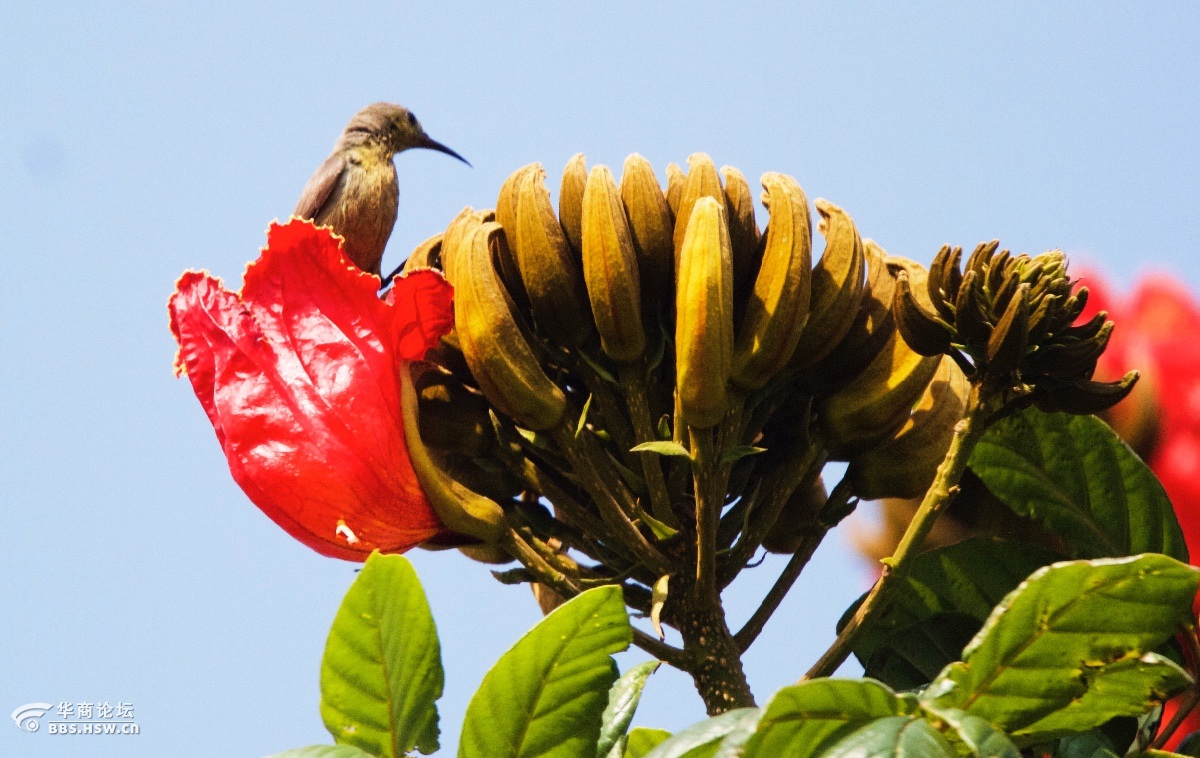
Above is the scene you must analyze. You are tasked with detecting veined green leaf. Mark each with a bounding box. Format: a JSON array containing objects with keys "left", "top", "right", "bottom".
[
  {"left": 459, "top": 585, "right": 632, "bottom": 758},
  {"left": 926, "top": 554, "right": 1199, "bottom": 745},
  {"left": 969, "top": 409, "right": 1187, "bottom": 561},
  {"left": 741, "top": 679, "right": 911, "bottom": 757},
  {"left": 597, "top": 661, "right": 661, "bottom": 758},
  {"left": 719, "top": 446, "right": 767, "bottom": 466},
  {"left": 1056, "top": 730, "right": 1120, "bottom": 757},
  {"left": 631, "top": 441, "right": 692, "bottom": 458},
  {"left": 644, "top": 708, "right": 760, "bottom": 758},
  {"left": 843, "top": 537, "right": 1064, "bottom": 690},
  {"left": 1020, "top": 653, "right": 1191, "bottom": 738},
  {"left": 319, "top": 552, "right": 443, "bottom": 757},
  {"left": 920, "top": 704, "right": 1020, "bottom": 757},
  {"left": 626, "top": 728, "right": 672, "bottom": 757},
  {"left": 821, "top": 715, "right": 957, "bottom": 757}
]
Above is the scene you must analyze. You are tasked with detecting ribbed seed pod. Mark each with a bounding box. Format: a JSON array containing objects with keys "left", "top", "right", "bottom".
[
  {"left": 818, "top": 310, "right": 942, "bottom": 456},
  {"left": 672, "top": 153, "right": 726, "bottom": 256},
  {"left": 676, "top": 197, "right": 734, "bottom": 428},
  {"left": 806, "top": 241, "right": 899, "bottom": 391},
  {"left": 582, "top": 165, "right": 646, "bottom": 362},
  {"left": 512, "top": 165, "right": 592, "bottom": 346},
  {"left": 560, "top": 153, "right": 587, "bottom": 255},
  {"left": 847, "top": 356, "right": 969, "bottom": 499},
  {"left": 722, "top": 165, "right": 762, "bottom": 311},
  {"left": 620, "top": 154, "right": 674, "bottom": 307},
  {"left": 666, "top": 162, "right": 685, "bottom": 218},
  {"left": 452, "top": 223, "right": 566, "bottom": 431},
  {"left": 731, "top": 172, "right": 812, "bottom": 390},
  {"left": 788, "top": 199, "right": 866, "bottom": 369},
  {"left": 401, "top": 233, "right": 443, "bottom": 274}
]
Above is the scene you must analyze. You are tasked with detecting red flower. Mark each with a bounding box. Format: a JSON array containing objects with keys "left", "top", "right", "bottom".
[
  {"left": 1078, "top": 270, "right": 1200, "bottom": 748},
  {"left": 169, "top": 219, "right": 454, "bottom": 560},
  {"left": 1078, "top": 271, "right": 1200, "bottom": 557}
]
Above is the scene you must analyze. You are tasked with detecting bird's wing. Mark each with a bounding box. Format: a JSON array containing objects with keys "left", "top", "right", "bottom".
[{"left": 293, "top": 152, "right": 346, "bottom": 220}]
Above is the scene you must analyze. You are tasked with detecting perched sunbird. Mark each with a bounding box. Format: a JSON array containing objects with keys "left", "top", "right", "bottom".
[{"left": 293, "top": 102, "right": 469, "bottom": 276}]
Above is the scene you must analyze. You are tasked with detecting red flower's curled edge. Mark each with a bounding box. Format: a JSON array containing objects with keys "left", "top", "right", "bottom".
[{"left": 168, "top": 218, "right": 454, "bottom": 561}]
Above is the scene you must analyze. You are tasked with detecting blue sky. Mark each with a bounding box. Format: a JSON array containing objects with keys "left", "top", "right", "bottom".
[{"left": 2, "top": 2, "right": 1198, "bottom": 756}]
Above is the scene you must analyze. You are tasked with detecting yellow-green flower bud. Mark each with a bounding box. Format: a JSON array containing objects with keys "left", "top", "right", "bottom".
[
  {"left": 452, "top": 223, "right": 567, "bottom": 431},
  {"left": 672, "top": 153, "right": 726, "bottom": 256},
  {"left": 582, "top": 164, "right": 645, "bottom": 362},
  {"left": 788, "top": 199, "right": 866, "bottom": 369},
  {"left": 559, "top": 153, "right": 587, "bottom": 255},
  {"left": 620, "top": 154, "right": 674, "bottom": 307},
  {"left": 513, "top": 165, "right": 592, "bottom": 346},
  {"left": 731, "top": 172, "right": 812, "bottom": 390},
  {"left": 666, "top": 162, "right": 685, "bottom": 219},
  {"left": 401, "top": 233, "right": 443, "bottom": 274},
  {"left": 847, "top": 356, "right": 969, "bottom": 499},
  {"left": 676, "top": 196, "right": 734, "bottom": 428},
  {"left": 818, "top": 314, "right": 941, "bottom": 457},
  {"left": 721, "top": 165, "right": 762, "bottom": 311}
]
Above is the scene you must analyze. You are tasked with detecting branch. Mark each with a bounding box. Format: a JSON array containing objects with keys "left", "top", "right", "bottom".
[
  {"left": 803, "top": 386, "right": 987, "bottom": 680},
  {"left": 734, "top": 478, "right": 856, "bottom": 652}
]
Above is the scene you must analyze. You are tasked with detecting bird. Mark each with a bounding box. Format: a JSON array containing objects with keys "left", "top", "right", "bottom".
[{"left": 293, "top": 102, "right": 469, "bottom": 277}]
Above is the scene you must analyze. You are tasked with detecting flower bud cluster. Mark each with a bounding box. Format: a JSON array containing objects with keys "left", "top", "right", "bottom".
[
  {"left": 894, "top": 242, "right": 1137, "bottom": 413},
  {"left": 402, "top": 156, "right": 1032, "bottom": 588}
]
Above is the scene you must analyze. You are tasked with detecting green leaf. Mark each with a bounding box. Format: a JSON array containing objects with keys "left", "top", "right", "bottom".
[
  {"left": 822, "top": 715, "right": 958, "bottom": 757},
  {"left": 644, "top": 708, "right": 760, "bottom": 758},
  {"left": 926, "top": 554, "right": 1200, "bottom": 744},
  {"left": 719, "top": 445, "right": 767, "bottom": 466},
  {"left": 577, "top": 393, "right": 595, "bottom": 438},
  {"left": 626, "top": 728, "right": 672, "bottom": 757},
  {"left": 630, "top": 441, "right": 692, "bottom": 458},
  {"left": 846, "top": 538, "right": 1065, "bottom": 689},
  {"left": 742, "top": 679, "right": 910, "bottom": 757},
  {"left": 920, "top": 705, "right": 1021, "bottom": 757},
  {"left": 969, "top": 408, "right": 1187, "bottom": 562},
  {"left": 268, "top": 747, "right": 377, "bottom": 758},
  {"left": 597, "top": 661, "right": 661, "bottom": 758},
  {"left": 640, "top": 511, "right": 679, "bottom": 540},
  {"left": 459, "top": 585, "right": 632, "bottom": 758},
  {"left": 1021, "top": 653, "right": 1191, "bottom": 737},
  {"left": 319, "top": 552, "right": 443, "bottom": 757},
  {"left": 1056, "top": 731, "right": 1120, "bottom": 758}
]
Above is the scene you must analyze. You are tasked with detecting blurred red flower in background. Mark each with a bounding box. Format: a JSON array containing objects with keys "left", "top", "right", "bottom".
[
  {"left": 169, "top": 219, "right": 454, "bottom": 561},
  {"left": 1078, "top": 269, "right": 1200, "bottom": 749},
  {"left": 1079, "top": 270, "right": 1200, "bottom": 559}
]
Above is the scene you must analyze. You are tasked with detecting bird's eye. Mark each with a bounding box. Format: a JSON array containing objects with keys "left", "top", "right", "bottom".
[{"left": 407, "top": 112, "right": 418, "bottom": 127}]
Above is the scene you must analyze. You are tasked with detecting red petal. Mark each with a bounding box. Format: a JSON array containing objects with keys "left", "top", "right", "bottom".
[{"left": 169, "top": 220, "right": 454, "bottom": 560}]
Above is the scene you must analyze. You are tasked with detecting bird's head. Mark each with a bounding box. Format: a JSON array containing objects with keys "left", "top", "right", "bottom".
[{"left": 345, "top": 102, "right": 470, "bottom": 166}]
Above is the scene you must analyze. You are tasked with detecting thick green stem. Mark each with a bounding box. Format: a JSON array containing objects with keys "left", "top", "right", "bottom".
[{"left": 803, "top": 385, "right": 988, "bottom": 680}]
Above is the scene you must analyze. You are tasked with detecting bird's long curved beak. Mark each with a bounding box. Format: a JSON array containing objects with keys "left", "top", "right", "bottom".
[{"left": 418, "top": 135, "right": 471, "bottom": 167}]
